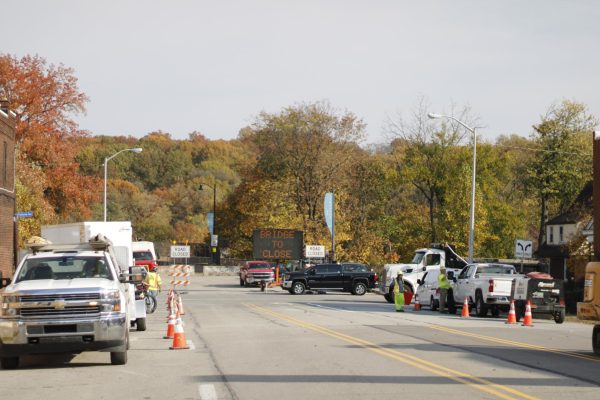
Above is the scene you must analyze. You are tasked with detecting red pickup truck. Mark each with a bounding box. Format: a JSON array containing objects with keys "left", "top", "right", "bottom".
[{"left": 239, "top": 261, "right": 275, "bottom": 286}]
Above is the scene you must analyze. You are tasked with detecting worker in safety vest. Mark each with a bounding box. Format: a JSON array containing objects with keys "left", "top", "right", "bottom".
[
  {"left": 437, "top": 266, "right": 452, "bottom": 313},
  {"left": 144, "top": 265, "right": 162, "bottom": 299},
  {"left": 393, "top": 271, "right": 405, "bottom": 312}
]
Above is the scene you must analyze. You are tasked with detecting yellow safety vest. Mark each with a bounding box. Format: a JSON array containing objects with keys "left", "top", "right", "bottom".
[
  {"left": 438, "top": 273, "right": 451, "bottom": 290},
  {"left": 144, "top": 271, "right": 162, "bottom": 291}
]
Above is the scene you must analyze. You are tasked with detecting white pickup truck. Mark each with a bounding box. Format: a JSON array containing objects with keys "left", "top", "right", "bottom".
[
  {"left": 447, "top": 263, "right": 520, "bottom": 317},
  {"left": 0, "top": 236, "right": 134, "bottom": 369}
]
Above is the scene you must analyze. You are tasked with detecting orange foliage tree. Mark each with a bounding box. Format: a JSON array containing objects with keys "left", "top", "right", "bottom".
[{"left": 0, "top": 54, "right": 97, "bottom": 221}]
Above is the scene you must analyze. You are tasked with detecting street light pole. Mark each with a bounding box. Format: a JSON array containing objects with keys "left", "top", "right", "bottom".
[
  {"left": 103, "top": 148, "right": 143, "bottom": 222},
  {"left": 200, "top": 182, "right": 219, "bottom": 265},
  {"left": 428, "top": 113, "right": 477, "bottom": 262}
]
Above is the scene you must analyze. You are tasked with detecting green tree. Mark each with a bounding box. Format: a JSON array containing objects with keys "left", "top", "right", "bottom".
[
  {"left": 527, "top": 100, "right": 596, "bottom": 246},
  {"left": 249, "top": 102, "right": 365, "bottom": 242}
]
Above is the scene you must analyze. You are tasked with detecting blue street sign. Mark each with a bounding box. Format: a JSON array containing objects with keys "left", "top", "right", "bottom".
[{"left": 15, "top": 211, "right": 33, "bottom": 218}]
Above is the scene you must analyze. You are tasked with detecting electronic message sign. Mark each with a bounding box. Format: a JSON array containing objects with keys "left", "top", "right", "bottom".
[{"left": 252, "top": 229, "right": 303, "bottom": 260}]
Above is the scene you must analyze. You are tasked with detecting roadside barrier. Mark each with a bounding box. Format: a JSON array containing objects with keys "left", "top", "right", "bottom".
[
  {"left": 505, "top": 300, "right": 517, "bottom": 324},
  {"left": 461, "top": 297, "right": 470, "bottom": 318},
  {"left": 168, "top": 265, "right": 193, "bottom": 286},
  {"left": 522, "top": 300, "right": 534, "bottom": 327}
]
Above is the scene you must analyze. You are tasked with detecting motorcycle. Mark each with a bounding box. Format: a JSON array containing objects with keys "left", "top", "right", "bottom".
[{"left": 137, "top": 282, "right": 157, "bottom": 314}]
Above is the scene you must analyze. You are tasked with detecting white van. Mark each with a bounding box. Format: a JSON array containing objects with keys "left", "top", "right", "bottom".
[{"left": 415, "top": 268, "right": 461, "bottom": 310}]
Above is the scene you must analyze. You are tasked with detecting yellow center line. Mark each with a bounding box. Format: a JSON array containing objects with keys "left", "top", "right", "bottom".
[
  {"left": 429, "top": 325, "right": 599, "bottom": 363},
  {"left": 245, "top": 303, "right": 541, "bottom": 400}
]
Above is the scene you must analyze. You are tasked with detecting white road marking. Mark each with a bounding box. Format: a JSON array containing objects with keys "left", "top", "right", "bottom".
[
  {"left": 198, "top": 384, "right": 217, "bottom": 400},
  {"left": 187, "top": 340, "right": 195, "bottom": 350}
]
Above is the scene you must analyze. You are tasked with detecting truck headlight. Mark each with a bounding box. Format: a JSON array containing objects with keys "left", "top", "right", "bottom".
[
  {"left": 100, "top": 290, "right": 121, "bottom": 312},
  {"left": 1, "top": 295, "right": 20, "bottom": 317}
]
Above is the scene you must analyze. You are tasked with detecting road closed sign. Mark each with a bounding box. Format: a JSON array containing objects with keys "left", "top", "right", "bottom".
[
  {"left": 170, "top": 245, "right": 191, "bottom": 258},
  {"left": 305, "top": 245, "right": 325, "bottom": 258}
]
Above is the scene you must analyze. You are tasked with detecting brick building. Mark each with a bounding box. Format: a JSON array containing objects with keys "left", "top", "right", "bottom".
[{"left": 0, "top": 99, "right": 16, "bottom": 280}]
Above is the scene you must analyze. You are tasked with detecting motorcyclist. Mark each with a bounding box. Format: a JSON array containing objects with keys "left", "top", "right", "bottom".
[{"left": 144, "top": 265, "right": 162, "bottom": 299}]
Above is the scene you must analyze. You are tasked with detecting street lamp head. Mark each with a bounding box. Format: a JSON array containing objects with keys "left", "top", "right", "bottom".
[
  {"left": 427, "top": 113, "right": 443, "bottom": 119},
  {"left": 130, "top": 147, "right": 143, "bottom": 153}
]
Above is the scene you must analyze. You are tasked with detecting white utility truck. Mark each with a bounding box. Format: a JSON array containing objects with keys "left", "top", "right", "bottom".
[
  {"left": 41, "top": 221, "right": 147, "bottom": 331},
  {"left": 379, "top": 244, "right": 468, "bottom": 303},
  {"left": 0, "top": 235, "right": 131, "bottom": 369},
  {"left": 447, "top": 263, "right": 520, "bottom": 317}
]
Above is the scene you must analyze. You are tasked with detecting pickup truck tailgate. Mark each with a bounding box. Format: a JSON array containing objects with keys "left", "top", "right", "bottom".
[{"left": 490, "top": 279, "right": 513, "bottom": 295}]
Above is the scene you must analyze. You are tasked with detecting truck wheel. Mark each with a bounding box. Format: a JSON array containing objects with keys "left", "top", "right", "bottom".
[
  {"left": 554, "top": 309, "right": 565, "bottom": 324},
  {"left": 431, "top": 296, "right": 438, "bottom": 311},
  {"left": 475, "top": 293, "right": 487, "bottom": 317},
  {"left": 593, "top": 325, "right": 600, "bottom": 356},
  {"left": 292, "top": 281, "right": 305, "bottom": 295},
  {"left": 352, "top": 282, "right": 367, "bottom": 296},
  {"left": 385, "top": 288, "right": 394, "bottom": 303},
  {"left": 136, "top": 317, "right": 147, "bottom": 331},
  {"left": 0, "top": 357, "right": 19, "bottom": 370},
  {"left": 110, "top": 350, "right": 127, "bottom": 365}
]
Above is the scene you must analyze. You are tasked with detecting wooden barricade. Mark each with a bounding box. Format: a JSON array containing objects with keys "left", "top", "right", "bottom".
[{"left": 168, "top": 265, "right": 192, "bottom": 287}]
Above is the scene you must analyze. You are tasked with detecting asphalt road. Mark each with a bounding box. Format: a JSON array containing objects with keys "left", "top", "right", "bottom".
[{"left": 1, "top": 275, "right": 598, "bottom": 400}]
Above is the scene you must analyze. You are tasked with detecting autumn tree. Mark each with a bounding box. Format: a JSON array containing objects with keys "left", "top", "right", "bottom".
[
  {"left": 387, "top": 100, "right": 474, "bottom": 245},
  {"left": 250, "top": 102, "right": 365, "bottom": 242},
  {"left": 0, "top": 54, "right": 94, "bottom": 224},
  {"left": 527, "top": 100, "right": 596, "bottom": 246}
]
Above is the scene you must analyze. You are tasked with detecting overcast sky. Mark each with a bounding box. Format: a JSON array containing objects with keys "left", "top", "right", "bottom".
[{"left": 2, "top": 1, "right": 599, "bottom": 144}]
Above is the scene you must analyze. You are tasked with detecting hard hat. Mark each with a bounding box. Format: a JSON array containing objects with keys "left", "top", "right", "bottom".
[{"left": 397, "top": 271, "right": 403, "bottom": 276}]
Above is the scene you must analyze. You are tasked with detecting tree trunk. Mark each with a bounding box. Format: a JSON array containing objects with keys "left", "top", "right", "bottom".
[{"left": 538, "top": 195, "right": 548, "bottom": 246}]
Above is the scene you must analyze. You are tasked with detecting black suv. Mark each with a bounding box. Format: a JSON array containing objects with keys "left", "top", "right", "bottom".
[{"left": 282, "top": 263, "right": 378, "bottom": 295}]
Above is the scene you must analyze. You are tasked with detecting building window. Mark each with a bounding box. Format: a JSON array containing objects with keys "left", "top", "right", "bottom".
[
  {"left": 549, "top": 226, "right": 554, "bottom": 244},
  {"left": 559, "top": 226, "right": 564, "bottom": 243}
]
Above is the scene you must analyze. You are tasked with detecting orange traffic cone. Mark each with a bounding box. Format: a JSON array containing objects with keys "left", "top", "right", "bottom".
[
  {"left": 505, "top": 300, "right": 517, "bottom": 324},
  {"left": 177, "top": 293, "right": 185, "bottom": 315},
  {"left": 163, "top": 309, "right": 176, "bottom": 339},
  {"left": 414, "top": 297, "right": 421, "bottom": 311},
  {"left": 165, "top": 289, "right": 173, "bottom": 313},
  {"left": 522, "top": 300, "right": 534, "bottom": 327},
  {"left": 461, "top": 297, "right": 470, "bottom": 318},
  {"left": 170, "top": 314, "right": 190, "bottom": 350}
]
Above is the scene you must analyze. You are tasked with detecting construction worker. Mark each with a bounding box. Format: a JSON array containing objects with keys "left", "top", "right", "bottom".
[
  {"left": 438, "top": 266, "right": 452, "bottom": 313},
  {"left": 394, "top": 271, "right": 405, "bottom": 312},
  {"left": 144, "top": 265, "right": 162, "bottom": 299}
]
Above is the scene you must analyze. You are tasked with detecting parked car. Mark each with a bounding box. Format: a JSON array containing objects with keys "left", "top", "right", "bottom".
[
  {"left": 448, "top": 263, "right": 519, "bottom": 317},
  {"left": 415, "top": 268, "right": 461, "bottom": 310},
  {"left": 239, "top": 261, "right": 275, "bottom": 286},
  {"left": 282, "top": 263, "right": 378, "bottom": 295}
]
